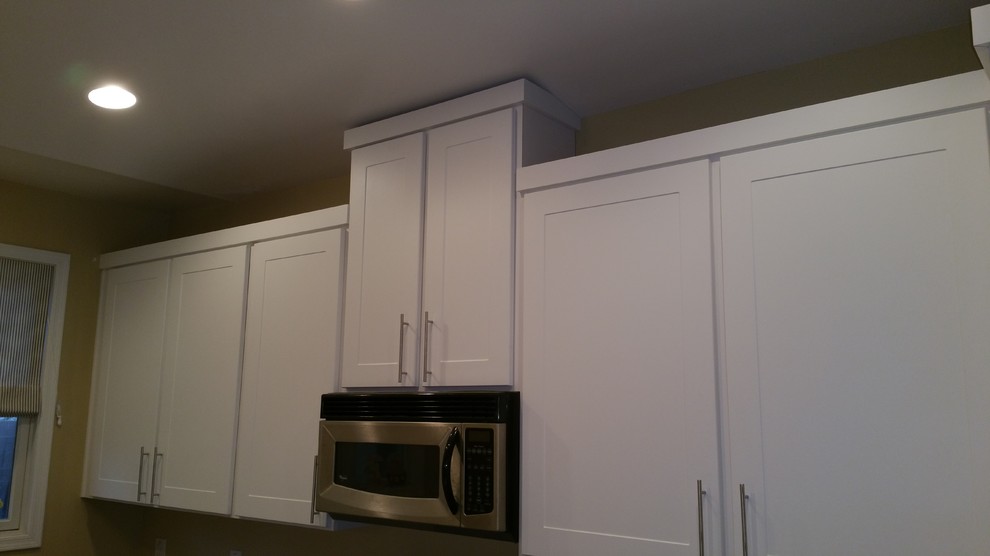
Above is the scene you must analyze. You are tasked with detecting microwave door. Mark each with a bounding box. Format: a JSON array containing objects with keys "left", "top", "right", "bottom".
[{"left": 316, "top": 421, "right": 461, "bottom": 528}]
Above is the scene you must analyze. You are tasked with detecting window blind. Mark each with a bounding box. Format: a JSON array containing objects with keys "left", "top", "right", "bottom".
[{"left": 0, "top": 256, "right": 54, "bottom": 415}]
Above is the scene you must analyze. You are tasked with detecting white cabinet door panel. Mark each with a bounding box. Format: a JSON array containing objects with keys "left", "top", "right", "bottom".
[
  {"left": 342, "top": 134, "right": 425, "bottom": 387},
  {"left": 86, "top": 260, "right": 169, "bottom": 502},
  {"left": 720, "top": 109, "right": 990, "bottom": 556},
  {"left": 233, "top": 229, "right": 343, "bottom": 525},
  {"left": 521, "top": 160, "right": 720, "bottom": 556},
  {"left": 423, "top": 109, "right": 514, "bottom": 386},
  {"left": 156, "top": 246, "right": 248, "bottom": 515}
]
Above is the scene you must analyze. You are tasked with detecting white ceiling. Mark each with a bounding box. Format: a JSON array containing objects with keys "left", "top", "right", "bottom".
[{"left": 0, "top": 0, "right": 983, "bottom": 206}]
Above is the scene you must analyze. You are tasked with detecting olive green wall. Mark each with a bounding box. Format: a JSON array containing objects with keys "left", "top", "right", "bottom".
[
  {"left": 167, "top": 175, "right": 350, "bottom": 238},
  {"left": 577, "top": 24, "right": 981, "bottom": 155},
  {"left": 0, "top": 21, "right": 982, "bottom": 556},
  {"left": 0, "top": 179, "right": 171, "bottom": 556}
]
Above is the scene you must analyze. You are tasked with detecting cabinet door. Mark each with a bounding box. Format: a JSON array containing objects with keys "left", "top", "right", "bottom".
[
  {"left": 422, "top": 109, "right": 514, "bottom": 386},
  {"left": 85, "top": 260, "right": 169, "bottom": 502},
  {"left": 155, "top": 246, "right": 248, "bottom": 514},
  {"left": 720, "top": 110, "right": 990, "bottom": 556},
  {"left": 520, "top": 160, "right": 721, "bottom": 556},
  {"left": 233, "top": 229, "right": 344, "bottom": 525},
  {"left": 341, "top": 133, "right": 425, "bottom": 387}
]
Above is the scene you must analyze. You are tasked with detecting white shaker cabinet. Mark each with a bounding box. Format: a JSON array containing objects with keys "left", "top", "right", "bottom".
[
  {"left": 341, "top": 79, "right": 578, "bottom": 389},
  {"left": 155, "top": 246, "right": 248, "bottom": 514},
  {"left": 233, "top": 229, "right": 344, "bottom": 525},
  {"left": 85, "top": 259, "right": 169, "bottom": 503},
  {"left": 515, "top": 74, "right": 990, "bottom": 556},
  {"left": 85, "top": 246, "right": 247, "bottom": 515},
  {"left": 421, "top": 109, "right": 514, "bottom": 387},
  {"left": 519, "top": 160, "right": 721, "bottom": 556},
  {"left": 341, "top": 133, "right": 426, "bottom": 388},
  {"left": 719, "top": 109, "right": 990, "bottom": 556},
  {"left": 85, "top": 207, "right": 348, "bottom": 521},
  {"left": 342, "top": 110, "right": 515, "bottom": 388}
]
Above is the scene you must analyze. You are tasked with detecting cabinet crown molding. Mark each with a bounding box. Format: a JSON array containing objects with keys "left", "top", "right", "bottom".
[{"left": 343, "top": 79, "right": 580, "bottom": 150}]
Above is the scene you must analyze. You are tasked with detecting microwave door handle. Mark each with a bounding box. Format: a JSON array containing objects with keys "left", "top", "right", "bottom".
[{"left": 441, "top": 427, "right": 461, "bottom": 516}]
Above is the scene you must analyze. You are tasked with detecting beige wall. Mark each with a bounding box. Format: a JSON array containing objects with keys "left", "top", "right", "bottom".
[
  {"left": 576, "top": 24, "right": 981, "bottom": 155},
  {"left": 167, "top": 175, "right": 349, "bottom": 238},
  {"left": 0, "top": 22, "right": 982, "bottom": 556},
  {"left": 0, "top": 179, "right": 171, "bottom": 556}
]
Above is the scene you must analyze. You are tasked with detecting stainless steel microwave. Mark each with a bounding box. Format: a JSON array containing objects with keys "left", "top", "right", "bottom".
[{"left": 315, "top": 391, "right": 519, "bottom": 540}]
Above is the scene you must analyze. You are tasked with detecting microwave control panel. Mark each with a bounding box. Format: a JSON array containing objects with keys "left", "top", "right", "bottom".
[{"left": 463, "top": 427, "right": 495, "bottom": 515}]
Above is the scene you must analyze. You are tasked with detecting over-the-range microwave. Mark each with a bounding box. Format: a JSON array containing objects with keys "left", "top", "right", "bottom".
[{"left": 315, "top": 391, "right": 519, "bottom": 540}]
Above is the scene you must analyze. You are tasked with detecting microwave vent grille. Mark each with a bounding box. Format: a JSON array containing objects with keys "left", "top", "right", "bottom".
[{"left": 320, "top": 392, "right": 518, "bottom": 423}]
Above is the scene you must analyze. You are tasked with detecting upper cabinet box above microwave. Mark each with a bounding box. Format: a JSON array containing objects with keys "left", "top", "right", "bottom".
[{"left": 340, "top": 80, "right": 579, "bottom": 389}]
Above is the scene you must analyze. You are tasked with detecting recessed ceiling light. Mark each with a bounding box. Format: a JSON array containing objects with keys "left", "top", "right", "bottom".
[{"left": 88, "top": 85, "right": 137, "bottom": 109}]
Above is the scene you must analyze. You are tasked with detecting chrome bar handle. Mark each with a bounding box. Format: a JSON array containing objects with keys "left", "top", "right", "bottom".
[
  {"left": 397, "top": 313, "right": 409, "bottom": 383},
  {"left": 739, "top": 484, "right": 750, "bottom": 556},
  {"left": 151, "top": 448, "right": 163, "bottom": 503},
  {"left": 137, "top": 446, "right": 149, "bottom": 502},
  {"left": 697, "top": 480, "right": 706, "bottom": 556},
  {"left": 310, "top": 455, "right": 320, "bottom": 524},
  {"left": 423, "top": 312, "right": 434, "bottom": 382}
]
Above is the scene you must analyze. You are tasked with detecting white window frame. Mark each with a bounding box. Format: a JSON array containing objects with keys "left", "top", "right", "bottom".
[
  {"left": 0, "top": 244, "right": 69, "bottom": 550},
  {"left": 0, "top": 417, "right": 29, "bottom": 532}
]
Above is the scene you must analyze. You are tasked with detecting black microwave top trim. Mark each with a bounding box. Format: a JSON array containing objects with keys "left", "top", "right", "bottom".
[{"left": 320, "top": 391, "right": 519, "bottom": 423}]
